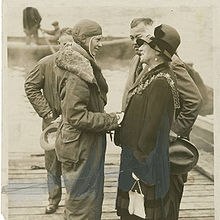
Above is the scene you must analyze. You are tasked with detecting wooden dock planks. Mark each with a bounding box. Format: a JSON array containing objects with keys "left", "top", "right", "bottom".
[{"left": 6, "top": 152, "right": 214, "bottom": 220}]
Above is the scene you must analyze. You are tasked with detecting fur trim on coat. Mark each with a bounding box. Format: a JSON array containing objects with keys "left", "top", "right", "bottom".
[{"left": 55, "top": 42, "right": 95, "bottom": 84}]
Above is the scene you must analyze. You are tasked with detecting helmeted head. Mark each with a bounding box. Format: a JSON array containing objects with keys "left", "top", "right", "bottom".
[
  {"left": 72, "top": 19, "right": 103, "bottom": 57},
  {"left": 136, "top": 24, "right": 181, "bottom": 62}
]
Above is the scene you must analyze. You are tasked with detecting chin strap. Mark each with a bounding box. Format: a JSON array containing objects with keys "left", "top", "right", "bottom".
[{"left": 89, "top": 36, "right": 96, "bottom": 59}]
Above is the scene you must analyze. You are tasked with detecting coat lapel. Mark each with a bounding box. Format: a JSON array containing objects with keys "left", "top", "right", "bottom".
[{"left": 128, "top": 64, "right": 150, "bottom": 92}]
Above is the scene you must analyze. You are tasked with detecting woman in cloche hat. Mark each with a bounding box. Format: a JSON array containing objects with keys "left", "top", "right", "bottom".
[{"left": 115, "top": 24, "right": 186, "bottom": 220}]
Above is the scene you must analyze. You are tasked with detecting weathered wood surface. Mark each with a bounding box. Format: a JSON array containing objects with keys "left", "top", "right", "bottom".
[{"left": 5, "top": 151, "right": 214, "bottom": 220}]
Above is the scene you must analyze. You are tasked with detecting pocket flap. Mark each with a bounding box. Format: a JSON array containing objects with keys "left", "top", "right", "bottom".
[{"left": 61, "top": 128, "right": 81, "bottom": 143}]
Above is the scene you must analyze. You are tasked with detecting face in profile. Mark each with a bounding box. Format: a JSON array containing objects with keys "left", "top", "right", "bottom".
[
  {"left": 138, "top": 40, "right": 156, "bottom": 64},
  {"left": 88, "top": 35, "right": 103, "bottom": 56},
  {"left": 130, "top": 23, "right": 152, "bottom": 54},
  {"left": 58, "top": 34, "right": 73, "bottom": 47}
]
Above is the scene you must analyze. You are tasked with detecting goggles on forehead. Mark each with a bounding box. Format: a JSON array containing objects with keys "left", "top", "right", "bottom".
[{"left": 91, "top": 35, "right": 103, "bottom": 40}]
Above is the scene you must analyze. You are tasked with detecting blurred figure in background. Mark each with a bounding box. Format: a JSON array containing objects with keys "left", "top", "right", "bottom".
[
  {"left": 58, "top": 27, "right": 73, "bottom": 47},
  {"left": 23, "top": 7, "right": 42, "bottom": 45},
  {"left": 41, "top": 21, "right": 61, "bottom": 44},
  {"left": 24, "top": 28, "right": 73, "bottom": 215}
]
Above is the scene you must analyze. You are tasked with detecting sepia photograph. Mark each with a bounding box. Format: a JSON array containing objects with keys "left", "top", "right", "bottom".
[{"left": 1, "top": 0, "right": 219, "bottom": 219}]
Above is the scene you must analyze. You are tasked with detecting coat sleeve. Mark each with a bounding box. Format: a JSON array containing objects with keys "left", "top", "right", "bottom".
[
  {"left": 62, "top": 75, "right": 119, "bottom": 132},
  {"left": 24, "top": 63, "right": 52, "bottom": 118},
  {"left": 135, "top": 78, "right": 172, "bottom": 162},
  {"left": 171, "top": 59, "right": 202, "bottom": 136},
  {"left": 184, "top": 64, "right": 208, "bottom": 105}
]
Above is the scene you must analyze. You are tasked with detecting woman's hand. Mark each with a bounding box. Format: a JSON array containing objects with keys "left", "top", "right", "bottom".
[{"left": 169, "top": 130, "right": 178, "bottom": 143}]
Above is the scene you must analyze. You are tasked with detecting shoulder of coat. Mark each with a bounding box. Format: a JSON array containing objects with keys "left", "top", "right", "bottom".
[
  {"left": 55, "top": 45, "right": 94, "bottom": 84},
  {"left": 39, "top": 53, "right": 56, "bottom": 63},
  {"left": 171, "top": 54, "right": 186, "bottom": 69},
  {"left": 130, "top": 54, "right": 140, "bottom": 66},
  {"left": 154, "top": 72, "right": 180, "bottom": 108}
]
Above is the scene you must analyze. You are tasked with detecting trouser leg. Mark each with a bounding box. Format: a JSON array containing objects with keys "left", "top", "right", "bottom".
[
  {"left": 169, "top": 175, "right": 185, "bottom": 220},
  {"left": 33, "top": 31, "right": 39, "bottom": 45},
  {"left": 32, "top": 26, "right": 39, "bottom": 44},
  {"left": 24, "top": 32, "right": 31, "bottom": 45},
  {"left": 45, "top": 149, "right": 62, "bottom": 206},
  {"left": 47, "top": 171, "right": 62, "bottom": 205}
]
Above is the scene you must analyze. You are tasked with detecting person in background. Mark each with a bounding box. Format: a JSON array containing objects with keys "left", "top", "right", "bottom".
[
  {"left": 58, "top": 27, "right": 73, "bottom": 47},
  {"left": 24, "top": 28, "right": 73, "bottom": 214},
  {"left": 116, "top": 24, "right": 181, "bottom": 220},
  {"left": 54, "top": 19, "right": 123, "bottom": 220},
  {"left": 23, "top": 7, "right": 42, "bottom": 45},
  {"left": 41, "top": 21, "right": 61, "bottom": 44},
  {"left": 119, "top": 17, "right": 203, "bottom": 219}
]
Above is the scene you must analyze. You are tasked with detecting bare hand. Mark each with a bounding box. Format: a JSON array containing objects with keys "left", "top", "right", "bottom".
[
  {"left": 169, "top": 130, "right": 178, "bottom": 143},
  {"left": 44, "top": 111, "right": 53, "bottom": 120},
  {"left": 116, "top": 112, "right": 124, "bottom": 124}
]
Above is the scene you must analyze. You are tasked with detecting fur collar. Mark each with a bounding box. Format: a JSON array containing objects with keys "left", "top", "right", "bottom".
[{"left": 55, "top": 42, "right": 95, "bottom": 84}]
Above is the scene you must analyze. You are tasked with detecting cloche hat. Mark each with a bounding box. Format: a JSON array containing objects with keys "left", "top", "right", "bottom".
[{"left": 136, "top": 24, "right": 181, "bottom": 61}]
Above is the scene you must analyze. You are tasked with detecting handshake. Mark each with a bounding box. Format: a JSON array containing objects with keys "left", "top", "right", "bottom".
[{"left": 115, "top": 112, "right": 124, "bottom": 125}]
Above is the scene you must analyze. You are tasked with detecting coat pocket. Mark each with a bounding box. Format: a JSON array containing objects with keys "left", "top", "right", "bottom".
[
  {"left": 61, "top": 127, "right": 81, "bottom": 144},
  {"left": 55, "top": 127, "right": 82, "bottom": 163}
]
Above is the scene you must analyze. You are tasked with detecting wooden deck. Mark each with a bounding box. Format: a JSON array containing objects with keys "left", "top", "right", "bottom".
[{"left": 6, "top": 151, "right": 214, "bottom": 220}]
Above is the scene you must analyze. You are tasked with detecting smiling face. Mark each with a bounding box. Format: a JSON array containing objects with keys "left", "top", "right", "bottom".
[
  {"left": 138, "top": 41, "right": 156, "bottom": 64},
  {"left": 130, "top": 22, "right": 153, "bottom": 53},
  {"left": 84, "top": 35, "right": 103, "bottom": 57}
]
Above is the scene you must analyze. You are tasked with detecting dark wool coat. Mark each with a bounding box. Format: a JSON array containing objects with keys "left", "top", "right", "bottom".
[
  {"left": 119, "top": 63, "right": 178, "bottom": 196},
  {"left": 122, "top": 54, "right": 202, "bottom": 138},
  {"left": 120, "top": 64, "right": 175, "bottom": 162},
  {"left": 116, "top": 63, "right": 180, "bottom": 220}
]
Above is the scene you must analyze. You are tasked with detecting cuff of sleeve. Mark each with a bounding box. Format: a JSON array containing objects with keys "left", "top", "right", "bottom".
[
  {"left": 42, "top": 110, "right": 53, "bottom": 119},
  {"left": 105, "top": 113, "right": 119, "bottom": 131},
  {"left": 171, "top": 122, "right": 191, "bottom": 137}
]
